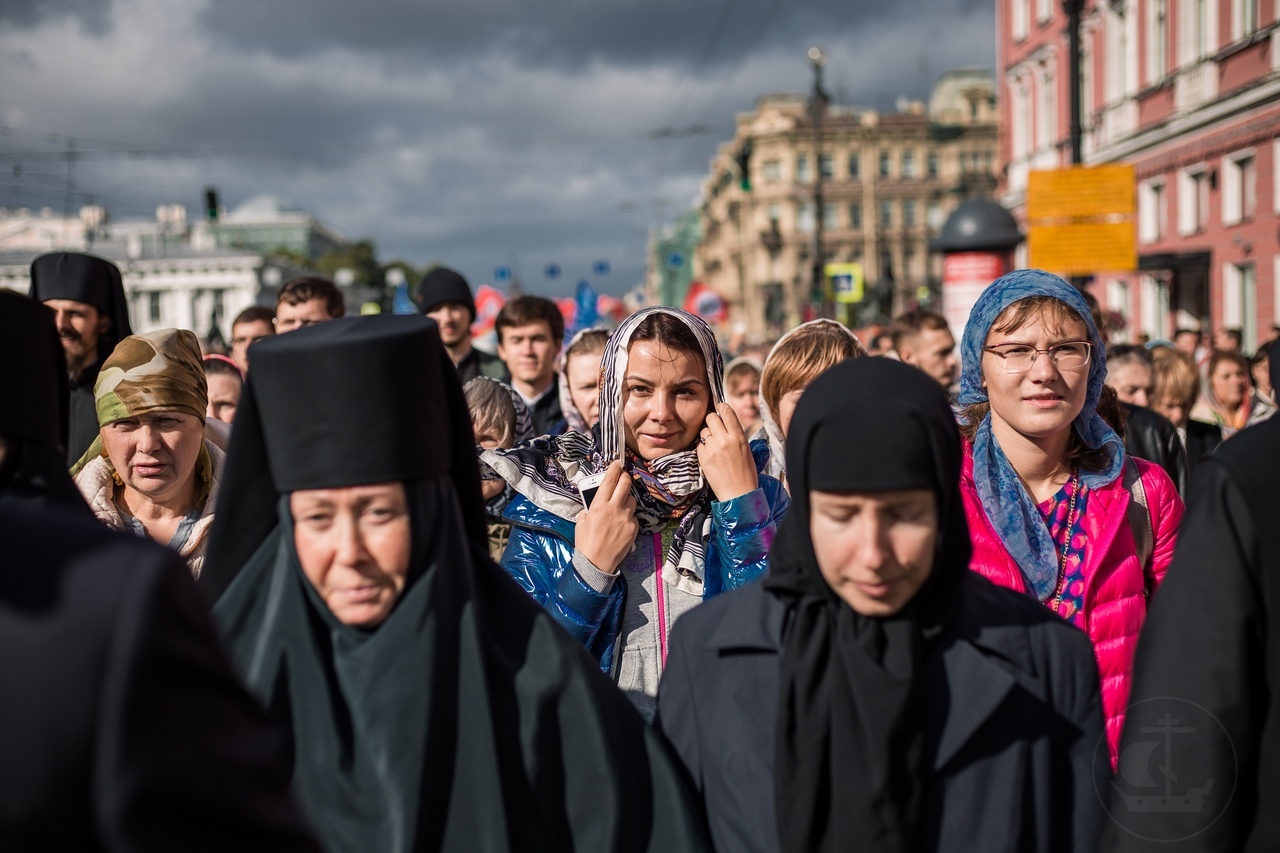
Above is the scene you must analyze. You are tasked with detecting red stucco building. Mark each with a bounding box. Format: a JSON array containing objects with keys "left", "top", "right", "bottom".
[{"left": 998, "top": 0, "right": 1279, "bottom": 351}]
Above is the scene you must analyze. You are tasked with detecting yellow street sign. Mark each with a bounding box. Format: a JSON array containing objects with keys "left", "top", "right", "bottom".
[
  {"left": 1028, "top": 221, "right": 1137, "bottom": 274},
  {"left": 1027, "top": 165, "right": 1136, "bottom": 220},
  {"left": 824, "top": 262, "right": 864, "bottom": 303}
]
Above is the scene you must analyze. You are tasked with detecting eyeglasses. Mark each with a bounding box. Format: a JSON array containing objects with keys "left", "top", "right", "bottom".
[{"left": 982, "top": 341, "right": 1092, "bottom": 374}]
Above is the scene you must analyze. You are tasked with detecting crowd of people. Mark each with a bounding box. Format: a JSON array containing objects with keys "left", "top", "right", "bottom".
[{"left": 3, "top": 249, "right": 1279, "bottom": 852}]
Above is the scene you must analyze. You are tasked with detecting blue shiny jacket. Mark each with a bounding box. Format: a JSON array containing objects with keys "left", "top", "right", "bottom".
[{"left": 500, "top": 443, "right": 789, "bottom": 675}]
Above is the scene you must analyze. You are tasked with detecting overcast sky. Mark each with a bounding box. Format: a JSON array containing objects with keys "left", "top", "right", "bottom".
[{"left": 1, "top": 0, "right": 995, "bottom": 295}]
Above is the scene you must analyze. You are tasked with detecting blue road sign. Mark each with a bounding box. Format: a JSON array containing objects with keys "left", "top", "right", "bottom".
[
  {"left": 545, "top": 264, "right": 561, "bottom": 280},
  {"left": 494, "top": 266, "right": 512, "bottom": 283},
  {"left": 667, "top": 252, "right": 684, "bottom": 269},
  {"left": 592, "top": 260, "right": 611, "bottom": 277}
]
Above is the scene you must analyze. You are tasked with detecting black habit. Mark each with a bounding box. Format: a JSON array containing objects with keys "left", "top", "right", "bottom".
[
  {"left": 1100, "top": 414, "right": 1280, "bottom": 852},
  {"left": 657, "top": 358, "right": 1107, "bottom": 853},
  {"left": 202, "top": 315, "right": 710, "bottom": 853},
  {"left": 0, "top": 290, "right": 88, "bottom": 514},
  {"left": 0, "top": 502, "right": 322, "bottom": 852}
]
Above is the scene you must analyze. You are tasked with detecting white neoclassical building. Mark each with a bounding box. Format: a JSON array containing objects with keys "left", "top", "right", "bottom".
[{"left": 0, "top": 198, "right": 329, "bottom": 339}]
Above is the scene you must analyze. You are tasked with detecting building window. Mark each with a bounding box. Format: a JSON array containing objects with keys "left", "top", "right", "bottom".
[
  {"left": 903, "top": 247, "right": 916, "bottom": 278},
  {"left": 148, "top": 292, "right": 161, "bottom": 324},
  {"left": 797, "top": 202, "right": 815, "bottom": 233},
  {"left": 1013, "top": 0, "right": 1029, "bottom": 40},
  {"left": 902, "top": 199, "right": 918, "bottom": 227},
  {"left": 848, "top": 152, "right": 860, "bottom": 178},
  {"left": 1275, "top": 140, "right": 1280, "bottom": 214},
  {"left": 1177, "top": 167, "right": 1210, "bottom": 234},
  {"left": 796, "top": 155, "right": 811, "bottom": 183},
  {"left": 1223, "top": 151, "right": 1257, "bottom": 225},
  {"left": 850, "top": 203, "right": 862, "bottom": 229},
  {"left": 1181, "top": 0, "right": 1215, "bottom": 63},
  {"left": 926, "top": 150, "right": 938, "bottom": 177},
  {"left": 1147, "top": 0, "right": 1167, "bottom": 82},
  {"left": 1138, "top": 179, "right": 1166, "bottom": 243},
  {"left": 1140, "top": 275, "right": 1171, "bottom": 339},
  {"left": 822, "top": 203, "right": 837, "bottom": 230},
  {"left": 1107, "top": 279, "right": 1130, "bottom": 325},
  {"left": 762, "top": 159, "right": 781, "bottom": 184},
  {"left": 1037, "top": 68, "right": 1056, "bottom": 149},
  {"left": 1036, "top": 0, "right": 1052, "bottom": 23},
  {"left": 767, "top": 204, "right": 782, "bottom": 227},
  {"left": 901, "top": 150, "right": 915, "bottom": 178},
  {"left": 879, "top": 151, "right": 891, "bottom": 177},
  {"left": 1223, "top": 262, "right": 1258, "bottom": 352},
  {"left": 879, "top": 200, "right": 893, "bottom": 227},
  {"left": 927, "top": 199, "right": 944, "bottom": 228},
  {"left": 1232, "top": 0, "right": 1258, "bottom": 40},
  {"left": 1012, "top": 79, "right": 1031, "bottom": 159},
  {"left": 818, "top": 153, "right": 834, "bottom": 179},
  {"left": 1105, "top": 1, "right": 1130, "bottom": 103}
]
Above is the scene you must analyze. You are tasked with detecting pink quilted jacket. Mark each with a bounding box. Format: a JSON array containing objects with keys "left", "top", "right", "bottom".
[{"left": 959, "top": 443, "right": 1183, "bottom": 761}]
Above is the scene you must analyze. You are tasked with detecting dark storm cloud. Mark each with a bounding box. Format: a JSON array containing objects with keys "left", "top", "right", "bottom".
[
  {"left": 198, "top": 0, "right": 987, "bottom": 75},
  {"left": 0, "top": 0, "right": 111, "bottom": 31},
  {"left": 3, "top": 0, "right": 995, "bottom": 295}
]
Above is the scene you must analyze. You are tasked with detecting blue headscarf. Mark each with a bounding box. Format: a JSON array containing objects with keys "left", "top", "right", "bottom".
[{"left": 958, "top": 269, "right": 1125, "bottom": 601}]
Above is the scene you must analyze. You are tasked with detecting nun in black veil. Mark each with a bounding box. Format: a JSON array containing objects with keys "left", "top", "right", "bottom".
[
  {"left": 200, "top": 314, "right": 711, "bottom": 853},
  {"left": 656, "top": 357, "right": 1106, "bottom": 853},
  {"left": 0, "top": 289, "right": 88, "bottom": 514}
]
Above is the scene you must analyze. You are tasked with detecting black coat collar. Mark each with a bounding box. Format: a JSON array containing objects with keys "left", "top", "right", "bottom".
[{"left": 701, "top": 575, "right": 1041, "bottom": 771}]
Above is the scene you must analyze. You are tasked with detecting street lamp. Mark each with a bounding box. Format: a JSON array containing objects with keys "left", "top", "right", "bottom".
[{"left": 808, "top": 47, "right": 831, "bottom": 319}]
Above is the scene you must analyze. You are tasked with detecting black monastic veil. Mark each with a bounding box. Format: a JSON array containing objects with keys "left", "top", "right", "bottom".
[
  {"left": 762, "top": 357, "right": 970, "bottom": 853},
  {"left": 201, "top": 315, "right": 710, "bottom": 853}
]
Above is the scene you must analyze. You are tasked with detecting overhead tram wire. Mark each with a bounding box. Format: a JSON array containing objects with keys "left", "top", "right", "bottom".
[
  {"left": 693, "top": 0, "right": 788, "bottom": 127},
  {"left": 661, "top": 0, "right": 742, "bottom": 131}
]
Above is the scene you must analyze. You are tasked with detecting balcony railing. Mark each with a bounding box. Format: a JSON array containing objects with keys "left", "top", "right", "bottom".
[
  {"left": 1097, "top": 98, "right": 1139, "bottom": 148},
  {"left": 1174, "top": 60, "right": 1218, "bottom": 113}
]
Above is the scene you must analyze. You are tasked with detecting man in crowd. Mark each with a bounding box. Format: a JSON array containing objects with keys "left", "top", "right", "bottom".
[
  {"left": 275, "top": 277, "right": 344, "bottom": 333},
  {"left": 418, "top": 266, "right": 508, "bottom": 384},
  {"left": 1107, "top": 343, "right": 1187, "bottom": 495},
  {"left": 890, "top": 309, "right": 958, "bottom": 391},
  {"left": 1106, "top": 343, "right": 1156, "bottom": 408},
  {"left": 26, "top": 252, "right": 133, "bottom": 466},
  {"left": 495, "top": 295, "right": 564, "bottom": 435},
  {"left": 1215, "top": 327, "right": 1242, "bottom": 354},
  {"left": 229, "top": 305, "right": 275, "bottom": 372}
]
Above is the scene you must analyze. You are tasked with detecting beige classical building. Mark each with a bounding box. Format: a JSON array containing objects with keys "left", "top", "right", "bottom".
[{"left": 698, "top": 69, "right": 999, "bottom": 338}]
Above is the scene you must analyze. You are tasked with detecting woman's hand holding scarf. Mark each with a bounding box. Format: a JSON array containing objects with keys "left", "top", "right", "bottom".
[
  {"left": 574, "top": 461, "right": 640, "bottom": 574},
  {"left": 697, "top": 403, "right": 759, "bottom": 502}
]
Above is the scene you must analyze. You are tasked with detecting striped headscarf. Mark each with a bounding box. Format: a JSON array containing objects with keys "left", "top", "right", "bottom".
[{"left": 483, "top": 306, "right": 725, "bottom": 593}]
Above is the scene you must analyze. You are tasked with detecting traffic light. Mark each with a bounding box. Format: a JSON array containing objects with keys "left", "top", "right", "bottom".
[
  {"left": 204, "top": 187, "right": 219, "bottom": 222},
  {"left": 734, "top": 142, "right": 752, "bottom": 192}
]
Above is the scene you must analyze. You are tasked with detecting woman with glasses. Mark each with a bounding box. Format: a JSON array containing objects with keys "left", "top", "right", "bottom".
[{"left": 956, "top": 270, "right": 1183, "bottom": 763}]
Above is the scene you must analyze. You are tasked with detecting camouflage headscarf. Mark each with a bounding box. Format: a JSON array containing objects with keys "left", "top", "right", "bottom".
[
  {"left": 94, "top": 329, "right": 208, "bottom": 426},
  {"left": 70, "top": 329, "right": 210, "bottom": 479}
]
